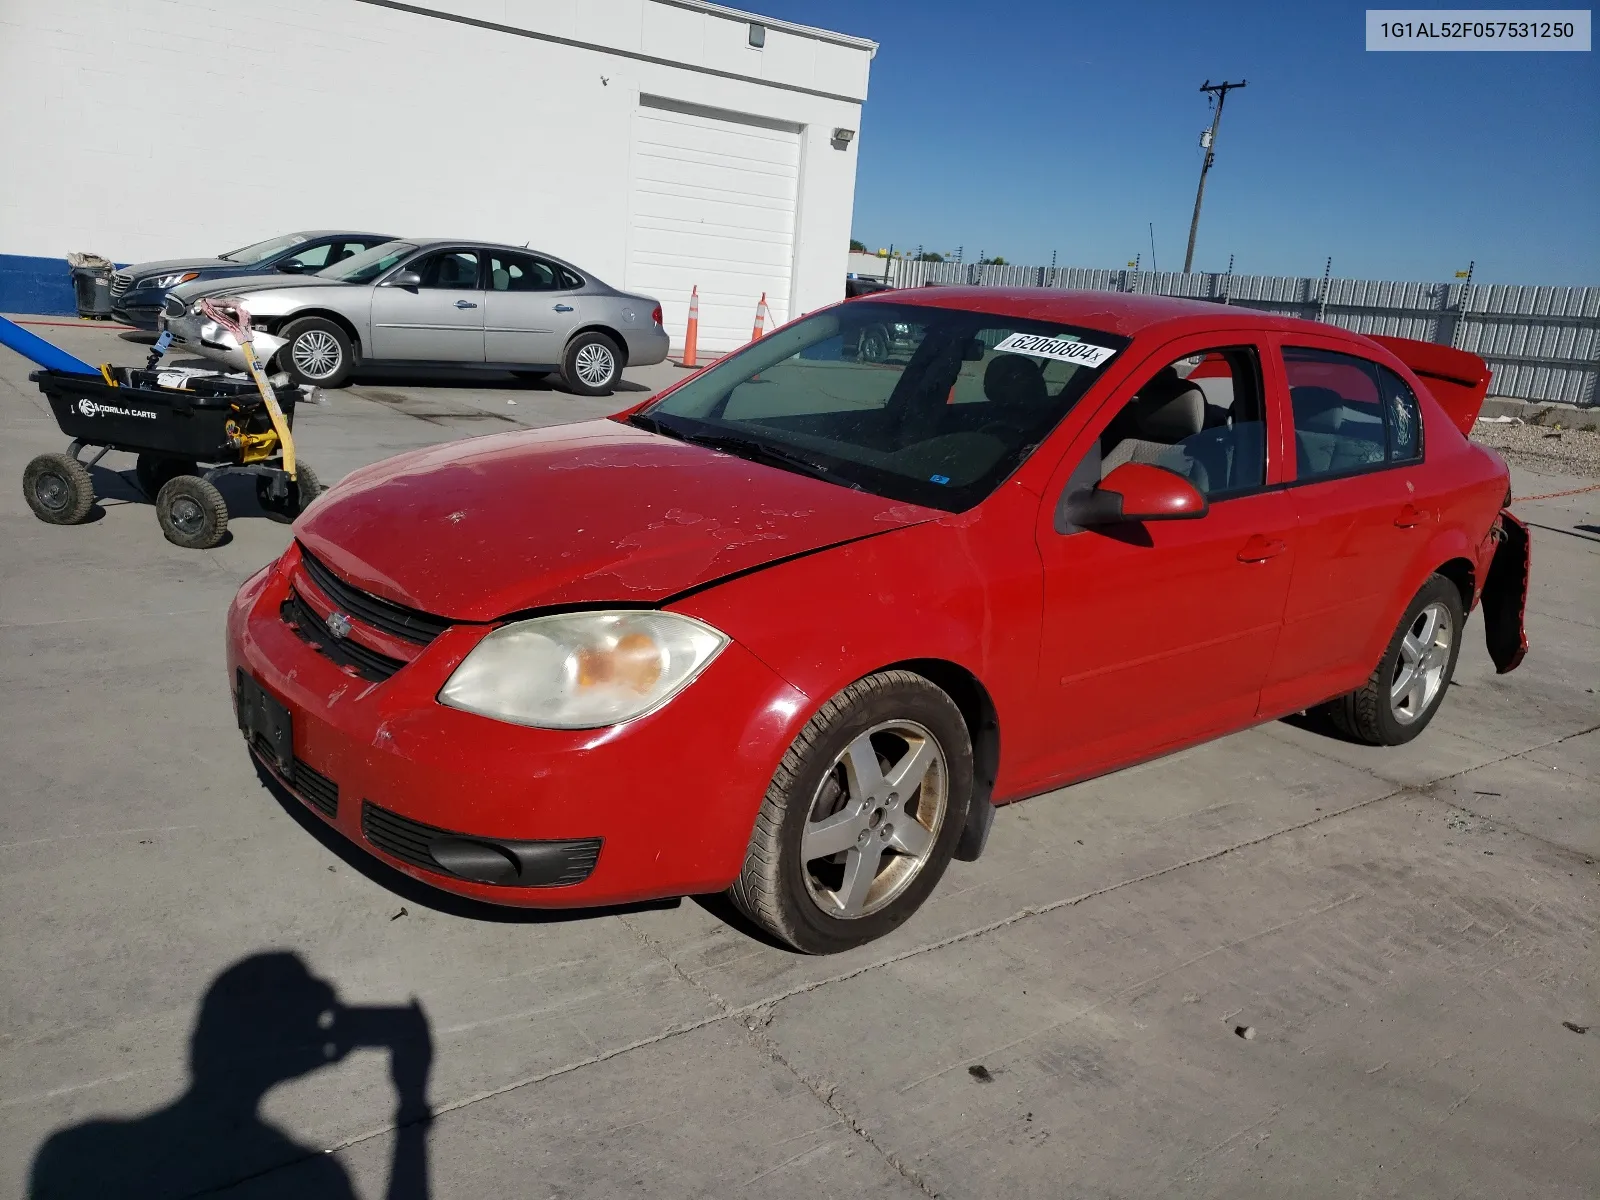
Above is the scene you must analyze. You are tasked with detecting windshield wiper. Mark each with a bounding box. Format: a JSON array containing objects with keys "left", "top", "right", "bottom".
[
  {"left": 625, "top": 411, "right": 686, "bottom": 441},
  {"left": 681, "top": 431, "right": 852, "bottom": 486}
]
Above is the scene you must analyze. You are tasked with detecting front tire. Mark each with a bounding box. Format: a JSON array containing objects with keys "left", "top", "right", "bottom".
[
  {"left": 278, "top": 317, "right": 354, "bottom": 388},
  {"left": 24, "top": 453, "right": 95, "bottom": 525},
  {"left": 730, "top": 670, "right": 972, "bottom": 954},
  {"left": 1323, "top": 575, "right": 1464, "bottom": 746},
  {"left": 560, "top": 332, "right": 622, "bottom": 396},
  {"left": 156, "top": 475, "right": 229, "bottom": 549}
]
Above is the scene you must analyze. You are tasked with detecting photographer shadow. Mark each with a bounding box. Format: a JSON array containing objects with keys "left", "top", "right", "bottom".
[{"left": 29, "top": 952, "right": 432, "bottom": 1199}]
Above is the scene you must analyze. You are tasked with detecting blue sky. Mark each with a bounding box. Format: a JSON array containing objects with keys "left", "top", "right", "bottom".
[{"left": 759, "top": 1, "right": 1599, "bottom": 283}]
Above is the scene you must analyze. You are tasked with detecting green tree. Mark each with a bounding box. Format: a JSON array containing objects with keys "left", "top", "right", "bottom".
[
  {"left": 979, "top": 255, "right": 1007, "bottom": 266},
  {"left": 849, "top": 238, "right": 867, "bottom": 253},
  {"left": 914, "top": 251, "right": 945, "bottom": 262}
]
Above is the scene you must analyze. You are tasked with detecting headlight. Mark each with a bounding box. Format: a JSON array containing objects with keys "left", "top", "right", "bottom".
[
  {"left": 439, "top": 611, "right": 728, "bottom": 730},
  {"left": 138, "top": 272, "right": 200, "bottom": 290}
]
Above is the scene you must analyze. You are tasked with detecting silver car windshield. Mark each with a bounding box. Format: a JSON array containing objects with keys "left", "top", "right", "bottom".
[
  {"left": 221, "top": 233, "right": 308, "bottom": 264},
  {"left": 316, "top": 242, "right": 418, "bottom": 284}
]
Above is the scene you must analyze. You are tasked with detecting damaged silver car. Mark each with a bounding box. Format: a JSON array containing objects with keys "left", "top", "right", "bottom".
[{"left": 163, "top": 240, "right": 670, "bottom": 395}]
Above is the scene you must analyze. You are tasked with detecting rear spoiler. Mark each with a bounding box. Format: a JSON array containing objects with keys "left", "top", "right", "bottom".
[{"left": 1368, "top": 335, "right": 1491, "bottom": 437}]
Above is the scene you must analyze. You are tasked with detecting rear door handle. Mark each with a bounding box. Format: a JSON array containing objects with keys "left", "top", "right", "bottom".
[
  {"left": 1395, "top": 503, "right": 1429, "bottom": 528},
  {"left": 554, "top": 304, "right": 574, "bottom": 313},
  {"left": 454, "top": 300, "right": 478, "bottom": 309},
  {"left": 1237, "top": 535, "right": 1288, "bottom": 563}
]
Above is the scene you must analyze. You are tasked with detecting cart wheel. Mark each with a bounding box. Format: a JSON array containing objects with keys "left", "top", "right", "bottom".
[
  {"left": 135, "top": 453, "right": 197, "bottom": 500},
  {"left": 256, "top": 461, "right": 323, "bottom": 523},
  {"left": 23, "top": 453, "right": 95, "bottom": 525},
  {"left": 156, "top": 475, "right": 229, "bottom": 549}
]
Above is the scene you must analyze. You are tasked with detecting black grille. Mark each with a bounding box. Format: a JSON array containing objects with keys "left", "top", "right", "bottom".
[
  {"left": 163, "top": 294, "right": 185, "bottom": 318},
  {"left": 297, "top": 546, "right": 452, "bottom": 646},
  {"left": 292, "top": 759, "right": 339, "bottom": 818},
  {"left": 251, "top": 738, "right": 338, "bottom": 819},
  {"left": 281, "top": 591, "right": 406, "bottom": 682},
  {"left": 111, "top": 272, "right": 133, "bottom": 297},
  {"left": 361, "top": 801, "right": 602, "bottom": 888}
]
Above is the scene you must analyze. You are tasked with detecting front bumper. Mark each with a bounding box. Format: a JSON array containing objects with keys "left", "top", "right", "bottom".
[
  {"left": 112, "top": 296, "right": 165, "bottom": 330},
  {"left": 166, "top": 311, "right": 287, "bottom": 372},
  {"left": 226, "top": 548, "right": 810, "bottom": 908}
]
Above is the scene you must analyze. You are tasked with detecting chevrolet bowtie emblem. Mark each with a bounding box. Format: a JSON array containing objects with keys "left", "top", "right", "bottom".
[{"left": 325, "top": 611, "right": 353, "bottom": 639}]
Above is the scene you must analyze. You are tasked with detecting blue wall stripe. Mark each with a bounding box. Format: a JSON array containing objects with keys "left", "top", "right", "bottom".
[{"left": 0, "top": 254, "right": 80, "bottom": 316}]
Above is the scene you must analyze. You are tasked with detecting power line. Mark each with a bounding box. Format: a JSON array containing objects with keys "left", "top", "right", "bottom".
[{"left": 1182, "top": 78, "right": 1246, "bottom": 273}]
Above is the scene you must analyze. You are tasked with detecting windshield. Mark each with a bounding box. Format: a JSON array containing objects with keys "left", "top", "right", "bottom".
[
  {"left": 220, "top": 233, "right": 309, "bottom": 264},
  {"left": 316, "top": 241, "right": 417, "bottom": 283},
  {"left": 637, "top": 302, "right": 1127, "bottom": 511}
]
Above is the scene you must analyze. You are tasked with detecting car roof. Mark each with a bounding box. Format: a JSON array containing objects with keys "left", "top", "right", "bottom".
[
  {"left": 293, "top": 229, "right": 393, "bottom": 239},
  {"left": 859, "top": 286, "right": 1344, "bottom": 342}
]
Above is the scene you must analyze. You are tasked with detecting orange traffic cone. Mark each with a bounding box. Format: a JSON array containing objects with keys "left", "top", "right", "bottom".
[
  {"left": 681, "top": 285, "right": 700, "bottom": 367},
  {"left": 750, "top": 292, "right": 768, "bottom": 342}
]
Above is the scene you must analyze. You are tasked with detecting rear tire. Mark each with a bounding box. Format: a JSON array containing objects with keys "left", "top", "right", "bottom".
[
  {"left": 560, "top": 332, "right": 622, "bottom": 396},
  {"left": 256, "top": 461, "right": 323, "bottom": 523},
  {"left": 156, "top": 474, "right": 229, "bottom": 549},
  {"left": 23, "top": 453, "right": 95, "bottom": 525},
  {"left": 135, "top": 452, "right": 197, "bottom": 500},
  {"left": 729, "top": 670, "right": 972, "bottom": 954},
  {"left": 278, "top": 317, "right": 354, "bottom": 388},
  {"left": 1322, "top": 574, "right": 1463, "bottom": 746}
]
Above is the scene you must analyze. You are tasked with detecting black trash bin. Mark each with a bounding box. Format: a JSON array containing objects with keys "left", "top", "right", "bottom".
[{"left": 70, "top": 265, "right": 113, "bottom": 318}]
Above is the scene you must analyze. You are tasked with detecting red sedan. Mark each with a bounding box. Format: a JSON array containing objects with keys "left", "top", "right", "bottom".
[{"left": 228, "top": 289, "right": 1529, "bottom": 953}]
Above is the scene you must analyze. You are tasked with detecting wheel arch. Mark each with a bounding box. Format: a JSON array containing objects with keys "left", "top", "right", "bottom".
[
  {"left": 885, "top": 657, "right": 1000, "bottom": 861},
  {"left": 276, "top": 309, "right": 363, "bottom": 357},
  {"left": 1434, "top": 556, "right": 1475, "bottom": 614},
  {"left": 566, "top": 324, "right": 630, "bottom": 367}
]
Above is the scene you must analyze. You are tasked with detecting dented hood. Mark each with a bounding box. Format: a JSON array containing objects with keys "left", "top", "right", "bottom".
[{"left": 295, "top": 420, "right": 938, "bottom": 621}]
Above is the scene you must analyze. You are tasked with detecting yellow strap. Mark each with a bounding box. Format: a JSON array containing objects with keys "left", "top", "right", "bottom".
[{"left": 98, "top": 363, "right": 118, "bottom": 387}]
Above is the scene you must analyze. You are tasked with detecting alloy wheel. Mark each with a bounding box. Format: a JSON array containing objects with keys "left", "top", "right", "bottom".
[
  {"left": 292, "top": 330, "right": 342, "bottom": 379},
  {"left": 1391, "top": 600, "right": 1453, "bottom": 724},
  {"left": 800, "top": 720, "right": 948, "bottom": 919},
  {"left": 573, "top": 342, "right": 615, "bottom": 387}
]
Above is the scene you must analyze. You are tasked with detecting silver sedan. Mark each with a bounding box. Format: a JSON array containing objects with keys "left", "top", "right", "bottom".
[{"left": 163, "top": 240, "right": 669, "bottom": 395}]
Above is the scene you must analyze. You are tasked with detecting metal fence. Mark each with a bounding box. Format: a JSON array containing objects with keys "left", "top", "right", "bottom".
[{"left": 879, "top": 259, "right": 1599, "bottom": 407}]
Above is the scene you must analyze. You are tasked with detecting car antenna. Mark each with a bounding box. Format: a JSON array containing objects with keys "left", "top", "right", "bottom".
[{"left": 523, "top": 241, "right": 529, "bottom": 247}]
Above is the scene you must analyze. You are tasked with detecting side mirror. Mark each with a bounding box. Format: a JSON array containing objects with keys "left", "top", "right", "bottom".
[
  {"left": 277, "top": 260, "right": 308, "bottom": 274},
  {"left": 1062, "top": 462, "right": 1208, "bottom": 526},
  {"left": 386, "top": 270, "right": 423, "bottom": 289}
]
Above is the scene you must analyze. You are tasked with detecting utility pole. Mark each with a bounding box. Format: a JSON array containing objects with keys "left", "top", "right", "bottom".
[{"left": 1183, "top": 78, "right": 1246, "bottom": 273}]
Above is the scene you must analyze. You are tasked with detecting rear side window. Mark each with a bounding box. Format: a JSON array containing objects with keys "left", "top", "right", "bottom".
[
  {"left": 1284, "top": 347, "right": 1418, "bottom": 481},
  {"left": 1378, "top": 365, "right": 1422, "bottom": 462}
]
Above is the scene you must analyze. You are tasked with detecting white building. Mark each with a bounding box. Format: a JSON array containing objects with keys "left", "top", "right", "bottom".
[{"left": 0, "top": 0, "right": 876, "bottom": 351}]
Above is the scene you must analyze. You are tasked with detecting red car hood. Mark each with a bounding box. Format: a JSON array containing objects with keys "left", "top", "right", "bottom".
[{"left": 295, "top": 420, "right": 938, "bottom": 621}]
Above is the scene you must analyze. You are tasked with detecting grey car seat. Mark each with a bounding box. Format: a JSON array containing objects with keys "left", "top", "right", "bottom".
[
  {"left": 1102, "top": 368, "right": 1210, "bottom": 490},
  {"left": 1292, "top": 386, "right": 1387, "bottom": 476}
]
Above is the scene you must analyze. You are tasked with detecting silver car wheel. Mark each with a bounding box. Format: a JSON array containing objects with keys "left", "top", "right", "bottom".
[
  {"left": 800, "top": 720, "right": 948, "bottom": 920},
  {"left": 574, "top": 342, "right": 616, "bottom": 387},
  {"left": 292, "top": 330, "right": 342, "bottom": 379},
  {"left": 1390, "top": 600, "right": 1453, "bottom": 724}
]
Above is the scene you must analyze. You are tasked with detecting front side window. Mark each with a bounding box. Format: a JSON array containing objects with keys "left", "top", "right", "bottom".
[
  {"left": 1285, "top": 347, "right": 1415, "bottom": 481},
  {"left": 635, "top": 302, "right": 1127, "bottom": 511},
  {"left": 282, "top": 242, "right": 333, "bottom": 271},
  {"left": 412, "top": 250, "right": 481, "bottom": 290},
  {"left": 1097, "top": 347, "right": 1268, "bottom": 499},
  {"left": 317, "top": 241, "right": 417, "bottom": 284}
]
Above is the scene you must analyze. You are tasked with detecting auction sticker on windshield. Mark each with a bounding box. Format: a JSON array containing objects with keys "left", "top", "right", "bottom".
[{"left": 992, "top": 332, "right": 1119, "bottom": 368}]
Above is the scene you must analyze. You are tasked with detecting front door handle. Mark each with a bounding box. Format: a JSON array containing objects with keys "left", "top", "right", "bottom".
[
  {"left": 1237, "top": 534, "right": 1288, "bottom": 563},
  {"left": 1395, "top": 503, "right": 1430, "bottom": 528},
  {"left": 554, "top": 304, "right": 574, "bottom": 313},
  {"left": 454, "top": 299, "right": 478, "bottom": 309}
]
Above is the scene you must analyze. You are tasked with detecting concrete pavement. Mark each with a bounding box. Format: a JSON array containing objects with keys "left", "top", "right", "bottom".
[{"left": 1, "top": 320, "right": 1595, "bottom": 1198}]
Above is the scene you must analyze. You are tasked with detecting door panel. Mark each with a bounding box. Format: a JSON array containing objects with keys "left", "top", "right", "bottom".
[
  {"left": 1034, "top": 491, "right": 1297, "bottom": 782},
  {"left": 370, "top": 250, "right": 484, "bottom": 361},
  {"left": 483, "top": 253, "right": 577, "bottom": 365}
]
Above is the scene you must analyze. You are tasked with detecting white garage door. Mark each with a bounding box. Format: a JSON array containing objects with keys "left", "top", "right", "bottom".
[{"left": 627, "top": 97, "right": 800, "bottom": 356}]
